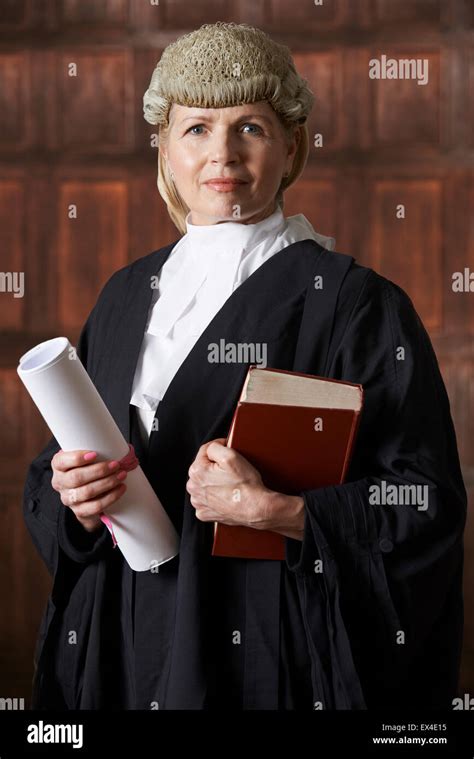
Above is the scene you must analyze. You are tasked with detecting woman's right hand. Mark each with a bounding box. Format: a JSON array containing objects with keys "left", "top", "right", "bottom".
[{"left": 51, "top": 450, "right": 128, "bottom": 533}]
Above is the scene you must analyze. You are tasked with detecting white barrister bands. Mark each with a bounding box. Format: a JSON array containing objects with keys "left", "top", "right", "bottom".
[{"left": 17, "top": 337, "right": 180, "bottom": 572}]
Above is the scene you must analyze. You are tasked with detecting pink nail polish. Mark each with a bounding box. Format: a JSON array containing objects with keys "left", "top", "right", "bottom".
[{"left": 83, "top": 452, "right": 97, "bottom": 461}]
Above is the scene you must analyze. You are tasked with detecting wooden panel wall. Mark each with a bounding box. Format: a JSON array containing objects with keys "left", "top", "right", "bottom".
[{"left": 0, "top": 0, "right": 472, "bottom": 706}]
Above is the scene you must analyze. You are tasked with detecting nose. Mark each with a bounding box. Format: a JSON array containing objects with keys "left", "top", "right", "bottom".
[{"left": 209, "top": 128, "right": 240, "bottom": 165}]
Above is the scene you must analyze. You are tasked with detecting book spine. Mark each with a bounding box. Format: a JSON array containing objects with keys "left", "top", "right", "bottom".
[{"left": 340, "top": 399, "right": 364, "bottom": 482}]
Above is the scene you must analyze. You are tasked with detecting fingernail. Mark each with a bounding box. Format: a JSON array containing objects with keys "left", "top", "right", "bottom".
[
  {"left": 108, "top": 460, "right": 119, "bottom": 470},
  {"left": 83, "top": 452, "right": 97, "bottom": 461},
  {"left": 116, "top": 470, "right": 127, "bottom": 481}
]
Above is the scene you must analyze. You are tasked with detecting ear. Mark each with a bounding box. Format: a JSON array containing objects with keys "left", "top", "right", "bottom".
[
  {"left": 291, "top": 126, "right": 301, "bottom": 152},
  {"left": 285, "top": 127, "right": 300, "bottom": 173}
]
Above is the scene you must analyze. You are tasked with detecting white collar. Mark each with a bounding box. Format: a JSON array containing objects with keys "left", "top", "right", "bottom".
[
  {"left": 184, "top": 205, "right": 287, "bottom": 255},
  {"left": 145, "top": 205, "right": 335, "bottom": 340}
]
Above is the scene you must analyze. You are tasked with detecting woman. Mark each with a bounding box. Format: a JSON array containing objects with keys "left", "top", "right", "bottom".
[{"left": 23, "top": 22, "right": 466, "bottom": 710}]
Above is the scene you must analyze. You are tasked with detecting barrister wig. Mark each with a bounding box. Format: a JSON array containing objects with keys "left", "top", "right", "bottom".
[{"left": 143, "top": 21, "right": 315, "bottom": 235}]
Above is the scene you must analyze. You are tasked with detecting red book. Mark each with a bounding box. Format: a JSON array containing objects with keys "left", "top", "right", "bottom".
[{"left": 211, "top": 366, "right": 363, "bottom": 560}]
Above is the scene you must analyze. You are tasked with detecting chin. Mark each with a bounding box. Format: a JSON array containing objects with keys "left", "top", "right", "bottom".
[{"left": 195, "top": 203, "right": 245, "bottom": 223}]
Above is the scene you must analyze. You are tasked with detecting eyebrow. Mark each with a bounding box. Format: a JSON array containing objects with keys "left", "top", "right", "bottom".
[{"left": 177, "top": 113, "right": 274, "bottom": 125}]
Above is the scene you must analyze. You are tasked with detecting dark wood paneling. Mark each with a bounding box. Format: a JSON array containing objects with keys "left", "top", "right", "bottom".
[
  {"left": 374, "top": 0, "right": 442, "bottom": 25},
  {"left": 129, "top": 168, "right": 178, "bottom": 255},
  {"left": 269, "top": 0, "right": 342, "bottom": 30},
  {"left": 57, "top": 180, "right": 129, "bottom": 329},
  {"left": 443, "top": 171, "right": 474, "bottom": 336},
  {"left": 0, "top": 182, "right": 25, "bottom": 330},
  {"left": 370, "top": 48, "right": 440, "bottom": 146},
  {"left": 0, "top": 0, "right": 33, "bottom": 29},
  {"left": 60, "top": 0, "right": 129, "bottom": 26},
  {"left": 469, "top": 47, "right": 474, "bottom": 149},
  {"left": 130, "top": 0, "right": 237, "bottom": 30},
  {"left": 57, "top": 50, "right": 134, "bottom": 150},
  {"left": 0, "top": 53, "right": 31, "bottom": 149},
  {"left": 285, "top": 178, "right": 338, "bottom": 243},
  {"left": 293, "top": 51, "right": 344, "bottom": 151},
  {"left": 370, "top": 178, "right": 443, "bottom": 331},
  {"left": 0, "top": 371, "right": 23, "bottom": 457}
]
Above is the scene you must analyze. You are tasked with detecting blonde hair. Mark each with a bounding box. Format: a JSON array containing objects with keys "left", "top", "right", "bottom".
[{"left": 143, "top": 22, "right": 314, "bottom": 235}]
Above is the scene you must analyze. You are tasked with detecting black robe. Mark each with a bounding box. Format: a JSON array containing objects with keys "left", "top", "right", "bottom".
[{"left": 22, "top": 239, "right": 467, "bottom": 710}]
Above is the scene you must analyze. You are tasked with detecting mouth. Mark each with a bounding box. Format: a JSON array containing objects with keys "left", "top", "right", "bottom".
[{"left": 204, "top": 179, "right": 248, "bottom": 192}]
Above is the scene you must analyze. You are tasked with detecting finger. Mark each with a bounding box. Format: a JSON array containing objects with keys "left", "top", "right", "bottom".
[
  {"left": 197, "top": 438, "right": 227, "bottom": 459},
  {"left": 52, "top": 449, "right": 100, "bottom": 472},
  {"left": 52, "top": 455, "right": 122, "bottom": 491},
  {"left": 68, "top": 482, "right": 127, "bottom": 520},
  {"left": 188, "top": 482, "right": 207, "bottom": 504},
  {"left": 189, "top": 484, "right": 238, "bottom": 512},
  {"left": 187, "top": 461, "right": 208, "bottom": 486},
  {"left": 63, "top": 469, "right": 128, "bottom": 506},
  {"left": 186, "top": 478, "right": 197, "bottom": 495},
  {"left": 206, "top": 439, "right": 235, "bottom": 466},
  {"left": 194, "top": 437, "right": 227, "bottom": 462},
  {"left": 190, "top": 438, "right": 229, "bottom": 474},
  {"left": 194, "top": 507, "right": 216, "bottom": 522},
  {"left": 192, "top": 442, "right": 213, "bottom": 467},
  {"left": 188, "top": 449, "right": 211, "bottom": 480},
  {"left": 186, "top": 478, "right": 211, "bottom": 497}
]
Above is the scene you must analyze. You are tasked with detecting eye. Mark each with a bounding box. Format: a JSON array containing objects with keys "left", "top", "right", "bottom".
[
  {"left": 185, "top": 124, "right": 205, "bottom": 135},
  {"left": 241, "top": 123, "right": 263, "bottom": 135},
  {"left": 184, "top": 122, "right": 264, "bottom": 136}
]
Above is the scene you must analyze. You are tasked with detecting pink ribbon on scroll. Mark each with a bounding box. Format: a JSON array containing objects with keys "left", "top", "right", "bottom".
[{"left": 100, "top": 443, "right": 139, "bottom": 548}]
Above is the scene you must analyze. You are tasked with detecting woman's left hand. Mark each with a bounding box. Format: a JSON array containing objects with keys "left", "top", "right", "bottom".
[{"left": 186, "top": 438, "right": 305, "bottom": 541}]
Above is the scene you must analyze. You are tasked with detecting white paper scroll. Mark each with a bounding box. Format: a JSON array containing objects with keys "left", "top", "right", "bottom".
[{"left": 17, "top": 337, "right": 180, "bottom": 572}]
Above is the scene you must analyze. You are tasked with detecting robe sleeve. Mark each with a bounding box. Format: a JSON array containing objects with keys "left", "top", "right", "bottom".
[
  {"left": 284, "top": 270, "right": 467, "bottom": 707},
  {"left": 23, "top": 292, "right": 115, "bottom": 575}
]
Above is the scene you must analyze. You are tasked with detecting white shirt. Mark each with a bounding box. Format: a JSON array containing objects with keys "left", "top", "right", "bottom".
[{"left": 130, "top": 205, "right": 335, "bottom": 445}]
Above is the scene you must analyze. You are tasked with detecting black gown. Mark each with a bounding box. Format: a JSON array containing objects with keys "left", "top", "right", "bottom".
[
  {"left": 129, "top": 403, "right": 313, "bottom": 710},
  {"left": 22, "top": 238, "right": 467, "bottom": 710}
]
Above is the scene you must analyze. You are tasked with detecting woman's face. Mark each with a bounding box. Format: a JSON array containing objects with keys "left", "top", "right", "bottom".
[{"left": 160, "top": 101, "right": 299, "bottom": 225}]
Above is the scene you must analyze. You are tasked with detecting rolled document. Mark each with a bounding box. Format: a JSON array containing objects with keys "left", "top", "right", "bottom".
[{"left": 17, "top": 336, "right": 180, "bottom": 572}]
